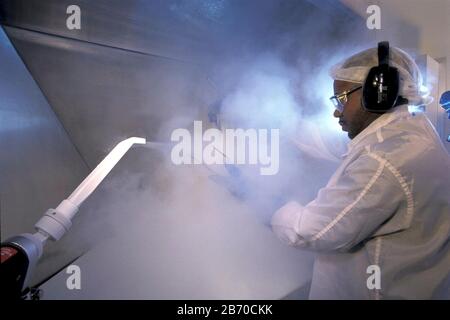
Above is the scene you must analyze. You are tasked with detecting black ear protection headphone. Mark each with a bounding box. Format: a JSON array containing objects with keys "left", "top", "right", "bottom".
[{"left": 362, "top": 41, "right": 400, "bottom": 113}]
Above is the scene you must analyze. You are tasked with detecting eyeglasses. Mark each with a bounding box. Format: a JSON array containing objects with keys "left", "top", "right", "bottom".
[{"left": 329, "top": 85, "right": 362, "bottom": 112}]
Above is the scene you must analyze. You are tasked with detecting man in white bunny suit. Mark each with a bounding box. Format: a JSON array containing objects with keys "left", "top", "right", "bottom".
[{"left": 271, "top": 46, "right": 450, "bottom": 299}]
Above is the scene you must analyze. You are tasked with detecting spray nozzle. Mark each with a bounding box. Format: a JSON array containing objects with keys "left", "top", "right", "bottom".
[{"left": 35, "top": 137, "right": 146, "bottom": 242}]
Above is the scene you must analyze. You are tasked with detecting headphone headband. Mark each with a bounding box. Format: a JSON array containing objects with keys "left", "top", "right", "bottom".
[{"left": 378, "top": 41, "right": 390, "bottom": 66}]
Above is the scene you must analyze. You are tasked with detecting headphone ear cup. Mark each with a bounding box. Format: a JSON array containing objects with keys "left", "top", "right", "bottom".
[{"left": 362, "top": 65, "right": 399, "bottom": 113}]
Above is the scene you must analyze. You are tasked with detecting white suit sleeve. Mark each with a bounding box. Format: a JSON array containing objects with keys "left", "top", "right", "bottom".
[{"left": 271, "top": 152, "right": 405, "bottom": 252}]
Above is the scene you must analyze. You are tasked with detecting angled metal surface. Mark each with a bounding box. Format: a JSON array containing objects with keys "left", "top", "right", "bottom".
[
  {"left": 0, "top": 0, "right": 219, "bottom": 62},
  {"left": 4, "top": 25, "right": 213, "bottom": 167},
  {"left": 0, "top": 26, "right": 90, "bottom": 286}
]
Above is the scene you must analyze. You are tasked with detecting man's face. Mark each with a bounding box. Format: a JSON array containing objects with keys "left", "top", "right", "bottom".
[{"left": 333, "top": 80, "right": 381, "bottom": 139}]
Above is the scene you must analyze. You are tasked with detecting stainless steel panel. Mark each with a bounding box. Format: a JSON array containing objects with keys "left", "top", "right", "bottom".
[
  {"left": 4, "top": 25, "right": 214, "bottom": 168},
  {"left": 1, "top": 0, "right": 219, "bottom": 62},
  {"left": 0, "top": 26, "right": 90, "bottom": 286},
  {"left": 1, "top": 0, "right": 363, "bottom": 62}
]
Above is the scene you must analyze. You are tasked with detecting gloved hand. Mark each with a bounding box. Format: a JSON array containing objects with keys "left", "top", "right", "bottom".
[{"left": 254, "top": 195, "right": 289, "bottom": 227}]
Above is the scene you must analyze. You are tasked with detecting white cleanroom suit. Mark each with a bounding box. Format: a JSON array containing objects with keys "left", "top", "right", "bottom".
[{"left": 272, "top": 105, "right": 450, "bottom": 299}]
